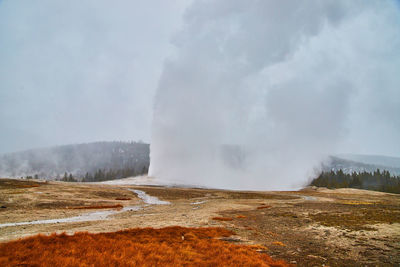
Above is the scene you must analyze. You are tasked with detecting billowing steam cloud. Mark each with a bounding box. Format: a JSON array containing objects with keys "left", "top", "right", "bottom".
[{"left": 150, "top": 0, "right": 400, "bottom": 190}]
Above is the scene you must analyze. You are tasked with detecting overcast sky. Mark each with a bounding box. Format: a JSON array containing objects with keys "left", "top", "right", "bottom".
[
  {"left": 1, "top": 0, "right": 399, "bottom": 160},
  {"left": 0, "top": 0, "right": 190, "bottom": 153}
]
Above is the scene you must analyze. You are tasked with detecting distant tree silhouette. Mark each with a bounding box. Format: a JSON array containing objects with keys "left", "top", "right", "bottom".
[
  {"left": 80, "top": 166, "right": 147, "bottom": 182},
  {"left": 310, "top": 169, "right": 400, "bottom": 194},
  {"left": 61, "top": 172, "right": 77, "bottom": 182}
]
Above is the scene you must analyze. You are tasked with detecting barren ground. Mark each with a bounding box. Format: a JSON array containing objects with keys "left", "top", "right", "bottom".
[{"left": 0, "top": 178, "right": 399, "bottom": 266}]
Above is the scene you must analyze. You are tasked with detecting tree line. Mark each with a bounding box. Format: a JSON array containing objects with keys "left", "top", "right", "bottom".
[
  {"left": 0, "top": 141, "right": 150, "bottom": 180},
  {"left": 58, "top": 166, "right": 149, "bottom": 183},
  {"left": 310, "top": 169, "right": 400, "bottom": 194}
]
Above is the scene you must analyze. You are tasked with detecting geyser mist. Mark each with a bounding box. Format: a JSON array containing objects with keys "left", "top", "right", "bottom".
[{"left": 150, "top": 0, "right": 400, "bottom": 190}]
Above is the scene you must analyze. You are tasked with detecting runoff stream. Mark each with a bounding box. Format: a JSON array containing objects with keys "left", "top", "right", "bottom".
[{"left": 0, "top": 189, "right": 169, "bottom": 228}]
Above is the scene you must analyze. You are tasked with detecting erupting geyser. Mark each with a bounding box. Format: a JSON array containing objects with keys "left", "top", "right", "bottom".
[{"left": 150, "top": 0, "right": 400, "bottom": 190}]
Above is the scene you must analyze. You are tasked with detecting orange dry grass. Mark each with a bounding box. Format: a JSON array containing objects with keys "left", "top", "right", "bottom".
[
  {"left": 0, "top": 227, "right": 289, "bottom": 267},
  {"left": 69, "top": 204, "right": 123, "bottom": 209},
  {"left": 19, "top": 184, "right": 40, "bottom": 188},
  {"left": 272, "top": 241, "right": 286, "bottom": 247},
  {"left": 257, "top": 205, "right": 272, "bottom": 209},
  {"left": 248, "top": 244, "right": 269, "bottom": 251},
  {"left": 236, "top": 215, "right": 247, "bottom": 219},
  {"left": 212, "top": 217, "right": 233, "bottom": 221}
]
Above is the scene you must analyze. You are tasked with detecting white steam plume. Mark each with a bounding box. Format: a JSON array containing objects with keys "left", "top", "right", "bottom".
[{"left": 150, "top": 0, "right": 400, "bottom": 190}]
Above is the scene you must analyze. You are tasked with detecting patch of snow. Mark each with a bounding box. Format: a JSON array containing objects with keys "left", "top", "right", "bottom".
[
  {"left": 99, "top": 176, "right": 165, "bottom": 186},
  {"left": 128, "top": 189, "right": 170, "bottom": 205},
  {"left": 296, "top": 195, "right": 317, "bottom": 201},
  {"left": 190, "top": 200, "right": 207, "bottom": 205},
  {"left": 98, "top": 176, "right": 211, "bottom": 189}
]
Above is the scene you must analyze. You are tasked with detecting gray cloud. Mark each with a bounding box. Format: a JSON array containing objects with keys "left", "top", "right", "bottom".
[
  {"left": 150, "top": 0, "right": 400, "bottom": 190},
  {"left": 0, "top": 0, "right": 189, "bottom": 153}
]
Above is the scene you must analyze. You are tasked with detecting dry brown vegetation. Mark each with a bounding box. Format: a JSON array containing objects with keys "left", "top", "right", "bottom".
[
  {"left": 0, "top": 227, "right": 289, "bottom": 267},
  {"left": 310, "top": 204, "right": 400, "bottom": 231},
  {"left": 221, "top": 191, "right": 299, "bottom": 200},
  {"left": 115, "top": 197, "right": 131, "bottom": 200},
  {"left": 0, "top": 179, "right": 43, "bottom": 189},
  {"left": 257, "top": 205, "right": 272, "bottom": 209},
  {"left": 69, "top": 204, "right": 123, "bottom": 210},
  {"left": 132, "top": 186, "right": 208, "bottom": 200},
  {"left": 272, "top": 241, "right": 286, "bottom": 247},
  {"left": 212, "top": 217, "right": 233, "bottom": 221}
]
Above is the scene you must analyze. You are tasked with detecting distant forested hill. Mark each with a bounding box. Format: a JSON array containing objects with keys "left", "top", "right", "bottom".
[
  {"left": 313, "top": 154, "right": 400, "bottom": 194},
  {"left": 0, "top": 141, "right": 149, "bottom": 181},
  {"left": 323, "top": 155, "right": 400, "bottom": 176},
  {"left": 310, "top": 169, "right": 400, "bottom": 194}
]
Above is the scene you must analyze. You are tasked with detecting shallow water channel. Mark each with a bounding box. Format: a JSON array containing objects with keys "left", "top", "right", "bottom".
[{"left": 0, "top": 189, "right": 169, "bottom": 228}]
